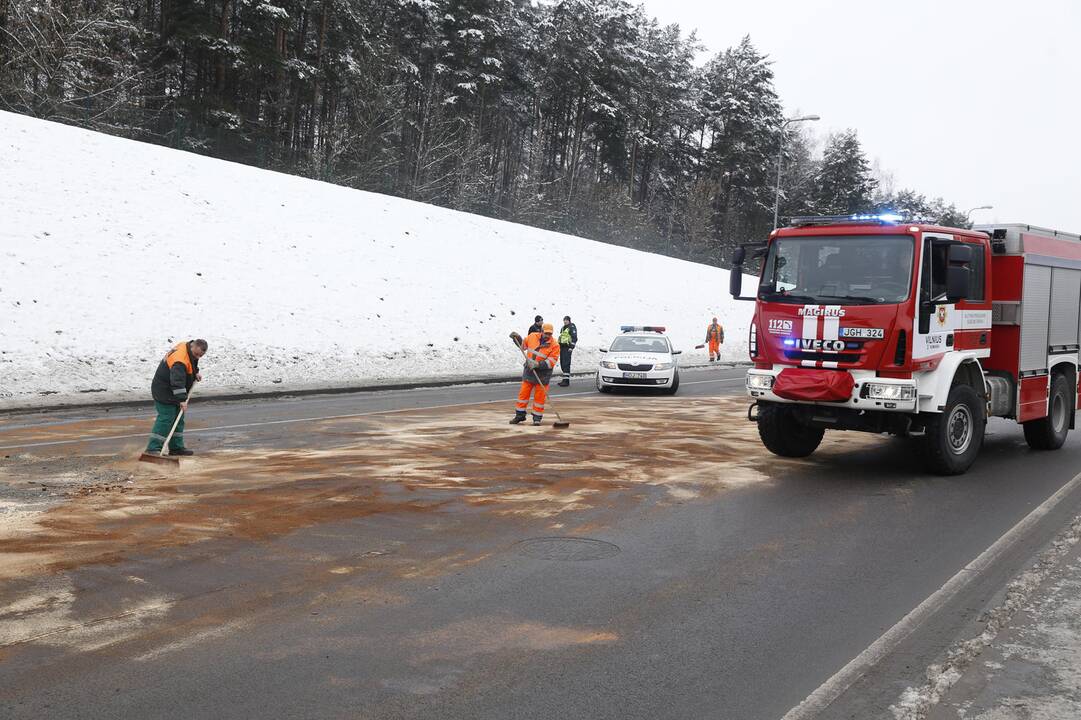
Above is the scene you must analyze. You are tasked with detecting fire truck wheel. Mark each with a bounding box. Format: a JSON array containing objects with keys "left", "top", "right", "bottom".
[
  {"left": 1023, "top": 372, "right": 1072, "bottom": 451},
  {"left": 757, "top": 402, "right": 824, "bottom": 458},
  {"left": 923, "top": 384, "right": 985, "bottom": 475}
]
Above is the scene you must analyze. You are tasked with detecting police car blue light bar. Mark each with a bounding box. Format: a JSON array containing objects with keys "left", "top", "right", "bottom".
[{"left": 620, "top": 325, "right": 666, "bottom": 333}]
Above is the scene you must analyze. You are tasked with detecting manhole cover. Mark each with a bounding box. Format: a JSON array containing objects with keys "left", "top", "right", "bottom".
[{"left": 514, "top": 536, "right": 621, "bottom": 561}]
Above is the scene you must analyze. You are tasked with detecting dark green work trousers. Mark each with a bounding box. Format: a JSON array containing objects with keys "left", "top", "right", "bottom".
[{"left": 146, "top": 401, "right": 185, "bottom": 453}]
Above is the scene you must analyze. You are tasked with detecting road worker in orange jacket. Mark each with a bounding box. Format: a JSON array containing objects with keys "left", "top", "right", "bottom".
[
  {"left": 705, "top": 317, "right": 725, "bottom": 362},
  {"left": 511, "top": 323, "right": 561, "bottom": 426}
]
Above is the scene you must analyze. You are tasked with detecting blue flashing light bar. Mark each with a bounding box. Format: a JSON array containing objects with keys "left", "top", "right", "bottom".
[
  {"left": 789, "top": 213, "right": 905, "bottom": 227},
  {"left": 621, "top": 325, "right": 667, "bottom": 333}
]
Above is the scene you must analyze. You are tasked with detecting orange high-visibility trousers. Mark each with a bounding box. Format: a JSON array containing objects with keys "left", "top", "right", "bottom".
[
  {"left": 708, "top": 338, "right": 720, "bottom": 359},
  {"left": 516, "top": 380, "right": 549, "bottom": 417}
]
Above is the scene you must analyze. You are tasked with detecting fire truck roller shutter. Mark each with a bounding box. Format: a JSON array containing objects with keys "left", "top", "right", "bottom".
[
  {"left": 1049, "top": 267, "right": 1081, "bottom": 348},
  {"left": 1020, "top": 265, "right": 1053, "bottom": 373}
]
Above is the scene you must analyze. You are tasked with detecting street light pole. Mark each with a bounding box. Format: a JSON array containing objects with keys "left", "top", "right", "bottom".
[
  {"left": 965, "top": 204, "right": 993, "bottom": 221},
  {"left": 773, "top": 114, "right": 821, "bottom": 229}
]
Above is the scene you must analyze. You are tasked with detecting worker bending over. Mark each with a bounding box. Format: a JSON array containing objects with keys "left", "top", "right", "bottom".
[
  {"left": 145, "top": 339, "right": 206, "bottom": 456},
  {"left": 512, "top": 323, "right": 560, "bottom": 426}
]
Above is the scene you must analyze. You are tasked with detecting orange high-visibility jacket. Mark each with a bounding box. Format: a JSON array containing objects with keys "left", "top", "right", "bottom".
[
  {"left": 151, "top": 341, "right": 198, "bottom": 404},
  {"left": 705, "top": 323, "right": 725, "bottom": 344},
  {"left": 522, "top": 332, "right": 560, "bottom": 382}
]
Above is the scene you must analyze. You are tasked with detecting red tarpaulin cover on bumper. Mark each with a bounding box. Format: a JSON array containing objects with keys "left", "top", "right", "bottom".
[{"left": 772, "top": 367, "right": 855, "bottom": 402}]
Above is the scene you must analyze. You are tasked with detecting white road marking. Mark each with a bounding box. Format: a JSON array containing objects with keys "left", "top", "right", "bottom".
[
  {"left": 0, "top": 377, "right": 747, "bottom": 450},
  {"left": 779, "top": 469, "right": 1081, "bottom": 720}
]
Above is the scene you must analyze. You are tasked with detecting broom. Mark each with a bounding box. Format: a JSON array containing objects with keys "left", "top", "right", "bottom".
[{"left": 510, "top": 332, "right": 570, "bottom": 429}]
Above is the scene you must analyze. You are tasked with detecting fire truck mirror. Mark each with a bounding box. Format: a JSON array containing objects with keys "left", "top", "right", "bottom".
[
  {"left": 730, "top": 265, "right": 743, "bottom": 298},
  {"left": 948, "top": 243, "right": 974, "bottom": 265},
  {"left": 946, "top": 265, "right": 971, "bottom": 303},
  {"left": 732, "top": 246, "right": 747, "bottom": 265}
]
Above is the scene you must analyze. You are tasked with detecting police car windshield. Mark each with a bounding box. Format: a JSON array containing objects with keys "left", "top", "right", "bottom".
[
  {"left": 758, "top": 235, "right": 914, "bottom": 305},
  {"left": 610, "top": 336, "right": 670, "bottom": 353}
]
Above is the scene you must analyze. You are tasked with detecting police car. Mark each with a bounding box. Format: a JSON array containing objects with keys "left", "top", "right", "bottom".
[{"left": 596, "top": 326, "right": 681, "bottom": 394}]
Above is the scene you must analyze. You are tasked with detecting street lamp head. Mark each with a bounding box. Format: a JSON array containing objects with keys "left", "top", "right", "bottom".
[{"left": 786, "top": 114, "right": 820, "bottom": 124}]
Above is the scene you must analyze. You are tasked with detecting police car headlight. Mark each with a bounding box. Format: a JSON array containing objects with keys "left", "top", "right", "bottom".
[
  {"left": 746, "top": 374, "right": 774, "bottom": 390},
  {"left": 863, "top": 383, "right": 916, "bottom": 401},
  {"left": 600, "top": 361, "right": 618, "bottom": 369},
  {"left": 653, "top": 362, "right": 673, "bottom": 371}
]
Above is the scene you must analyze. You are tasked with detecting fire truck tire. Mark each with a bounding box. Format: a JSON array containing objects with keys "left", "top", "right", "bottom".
[
  {"left": 757, "top": 402, "right": 824, "bottom": 458},
  {"left": 1023, "top": 373, "right": 1071, "bottom": 450},
  {"left": 922, "top": 384, "right": 985, "bottom": 475}
]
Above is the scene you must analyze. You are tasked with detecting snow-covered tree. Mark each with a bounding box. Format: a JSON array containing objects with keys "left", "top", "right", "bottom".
[{"left": 812, "top": 129, "right": 877, "bottom": 214}]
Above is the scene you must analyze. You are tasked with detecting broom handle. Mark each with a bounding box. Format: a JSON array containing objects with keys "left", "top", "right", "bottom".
[{"left": 159, "top": 383, "right": 196, "bottom": 457}]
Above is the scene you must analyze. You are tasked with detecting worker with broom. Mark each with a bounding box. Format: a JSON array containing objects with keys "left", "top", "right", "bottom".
[
  {"left": 511, "top": 323, "right": 560, "bottom": 426},
  {"left": 145, "top": 339, "right": 207, "bottom": 457},
  {"left": 705, "top": 317, "right": 725, "bottom": 362}
]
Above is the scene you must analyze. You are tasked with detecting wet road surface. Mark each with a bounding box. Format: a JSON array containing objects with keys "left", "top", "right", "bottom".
[{"left": 1, "top": 365, "right": 1080, "bottom": 719}]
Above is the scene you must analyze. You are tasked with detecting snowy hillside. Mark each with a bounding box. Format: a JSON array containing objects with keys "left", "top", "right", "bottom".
[{"left": 0, "top": 111, "right": 754, "bottom": 409}]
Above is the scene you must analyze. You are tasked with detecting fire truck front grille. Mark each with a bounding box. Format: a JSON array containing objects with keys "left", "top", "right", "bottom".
[
  {"left": 618, "top": 363, "right": 653, "bottom": 371},
  {"left": 784, "top": 351, "right": 861, "bottom": 364}
]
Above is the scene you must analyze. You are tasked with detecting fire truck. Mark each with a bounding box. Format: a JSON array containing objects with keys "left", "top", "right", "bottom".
[{"left": 729, "top": 216, "right": 1081, "bottom": 474}]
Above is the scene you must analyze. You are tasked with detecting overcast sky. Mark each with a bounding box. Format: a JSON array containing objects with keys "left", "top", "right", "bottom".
[{"left": 636, "top": 0, "right": 1081, "bottom": 232}]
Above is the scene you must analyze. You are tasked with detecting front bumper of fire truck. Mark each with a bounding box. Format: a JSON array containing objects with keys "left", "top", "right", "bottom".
[{"left": 745, "top": 368, "right": 920, "bottom": 413}]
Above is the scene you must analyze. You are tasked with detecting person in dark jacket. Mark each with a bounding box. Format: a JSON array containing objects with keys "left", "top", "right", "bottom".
[
  {"left": 556, "top": 315, "right": 578, "bottom": 386},
  {"left": 527, "top": 315, "right": 544, "bottom": 334},
  {"left": 146, "top": 339, "right": 207, "bottom": 456}
]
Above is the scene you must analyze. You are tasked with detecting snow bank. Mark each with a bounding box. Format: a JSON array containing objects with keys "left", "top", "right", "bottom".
[{"left": 0, "top": 111, "right": 754, "bottom": 409}]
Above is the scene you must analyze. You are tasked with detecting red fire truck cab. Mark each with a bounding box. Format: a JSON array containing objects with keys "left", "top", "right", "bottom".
[{"left": 730, "top": 216, "right": 1081, "bottom": 474}]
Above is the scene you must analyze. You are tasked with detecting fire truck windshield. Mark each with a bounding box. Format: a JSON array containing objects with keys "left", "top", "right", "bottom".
[{"left": 757, "top": 234, "right": 914, "bottom": 305}]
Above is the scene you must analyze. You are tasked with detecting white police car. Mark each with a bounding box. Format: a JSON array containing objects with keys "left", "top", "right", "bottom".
[{"left": 596, "top": 326, "right": 681, "bottom": 394}]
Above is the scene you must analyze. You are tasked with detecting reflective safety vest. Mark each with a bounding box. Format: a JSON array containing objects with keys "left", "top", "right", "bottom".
[
  {"left": 522, "top": 332, "right": 560, "bottom": 382},
  {"left": 165, "top": 342, "right": 193, "bottom": 374}
]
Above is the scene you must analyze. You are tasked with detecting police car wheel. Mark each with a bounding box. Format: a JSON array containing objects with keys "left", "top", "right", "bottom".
[
  {"left": 923, "top": 384, "right": 985, "bottom": 475},
  {"left": 596, "top": 374, "right": 611, "bottom": 393},
  {"left": 663, "top": 372, "right": 680, "bottom": 395}
]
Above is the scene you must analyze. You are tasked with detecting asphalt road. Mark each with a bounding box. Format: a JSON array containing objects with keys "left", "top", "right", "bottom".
[{"left": 2, "top": 364, "right": 1080, "bottom": 719}]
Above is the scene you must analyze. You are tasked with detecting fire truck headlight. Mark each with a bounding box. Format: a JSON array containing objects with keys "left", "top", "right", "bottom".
[
  {"left": 746, "top": 374, "right": 774, "bottom": 391},
  {"left": 863, "top": 383, "right": 916, "bottom": 401}
]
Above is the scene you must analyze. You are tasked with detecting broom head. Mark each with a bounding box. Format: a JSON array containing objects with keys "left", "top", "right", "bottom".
[{"left": 138, "top": 452, "right": 180, "bottom": 465}]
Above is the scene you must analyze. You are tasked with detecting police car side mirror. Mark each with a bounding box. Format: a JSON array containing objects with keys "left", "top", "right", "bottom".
[
  {"left": 672, "top": 350, "right": 682, "bottom": 355},
  {"left": 599, "top": 348, "right": 608, "bottom": 353}
]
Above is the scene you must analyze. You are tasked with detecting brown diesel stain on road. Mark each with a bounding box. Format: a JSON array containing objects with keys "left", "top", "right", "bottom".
[{"left": 0, "top": 397, "right": 879, "bottom": 583}]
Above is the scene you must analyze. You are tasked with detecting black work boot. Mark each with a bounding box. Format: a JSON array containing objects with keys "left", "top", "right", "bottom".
[
  {"left": 168, "top": 448, "right": 194, "bottom": 456},
  {"left": 532, "top": 415, "right": 543, "bottom": 426},
  {"left": 509, "top": 412, "right": 527, "bottom": 425},
  {"left": 557, "top": 378, "right": 570, "bottom": 387}
]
